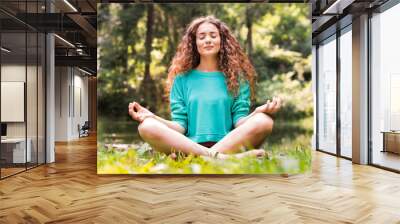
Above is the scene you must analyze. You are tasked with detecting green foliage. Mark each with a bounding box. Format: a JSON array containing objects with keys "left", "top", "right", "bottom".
[
  {"left": 256, "top": 72, "right": 313, "bottom": 120},
  {"left": 97, "top": 3, "right": 312, "bottom": 117},
  {"left": 266, "top": 4, "right": 311, "bottom": 56}
]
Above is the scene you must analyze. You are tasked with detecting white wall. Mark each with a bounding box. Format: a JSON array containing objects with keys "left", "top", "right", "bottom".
[
  {"left": 55, "top": 67, "right": 89, "bottom": 141},
  {"left": 1, "top": 65, "right": 25, "bottom": 81},
  {"left": 55, "top": 66, "right": 69, "bottom": 141}
]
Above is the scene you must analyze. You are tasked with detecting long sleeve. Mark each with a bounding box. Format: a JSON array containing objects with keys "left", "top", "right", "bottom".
[
  {"left": 170, "top": 76, "right": 188, "bottom": 132},
  {"left": 231, "top": 81, "right": 251, "bottom": 126}
]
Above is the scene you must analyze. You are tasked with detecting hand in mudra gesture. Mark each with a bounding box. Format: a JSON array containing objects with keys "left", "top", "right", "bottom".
[
  {"left": 255, "top": 96, "right": 282, "bottom": 116},
  {"left": 128, "top": 102, "right": 155, "bottom": 123}
]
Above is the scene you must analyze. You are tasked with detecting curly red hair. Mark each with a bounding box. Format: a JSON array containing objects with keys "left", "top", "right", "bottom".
[{"left": 165, "top": 15, "right": 256, "bottom": 100}]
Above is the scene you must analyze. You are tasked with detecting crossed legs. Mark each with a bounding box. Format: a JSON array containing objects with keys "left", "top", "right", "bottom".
[
  {"left": 137, "top": 113, "right": 274, "bottom": 158},
  {"left": 210, "top": 113, "right": 274, "bottom": 153}
]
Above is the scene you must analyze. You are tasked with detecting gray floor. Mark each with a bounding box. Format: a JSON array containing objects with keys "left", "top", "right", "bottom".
[{"left": 373, "top": 150, "right": 400, "bottom": 171}]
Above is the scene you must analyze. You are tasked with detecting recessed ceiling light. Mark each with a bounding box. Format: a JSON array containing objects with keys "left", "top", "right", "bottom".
[
  {"left": 323, "top": 0, "right": 355, "bottom": 15},
  {"left": 54, "top": 34, "right": 75, "bottom": 48},
  {"left": 78, "top": 67, "right": 93, "bottom": 76},
  {"left": 1, "top": 47, "right": 11, "bottom": 53},
  {"left": 63, "top": 0, "right": 78, "bottom": 12}
]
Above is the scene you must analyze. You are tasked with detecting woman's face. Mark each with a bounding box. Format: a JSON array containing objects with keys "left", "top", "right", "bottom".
[{"left": 195, "top": 22, "right": 221, "bottom": 58}]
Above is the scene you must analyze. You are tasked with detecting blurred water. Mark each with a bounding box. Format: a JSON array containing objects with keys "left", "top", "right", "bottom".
[{"left": 97, "top": 116, "right": 141, "bottom": 144}]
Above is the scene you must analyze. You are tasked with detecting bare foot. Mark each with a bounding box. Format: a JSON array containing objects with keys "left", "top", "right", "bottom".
[
  {"left": 169, "top": 152, "right": 177, "bottom": 160},
  {"left": 215, "top": 149, "right": 266, "bottom": 159},
  {"left": 233, "top": 149, "right": 266, "bottom": 159}
]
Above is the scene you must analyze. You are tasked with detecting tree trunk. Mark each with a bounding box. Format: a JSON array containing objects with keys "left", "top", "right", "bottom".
[
  {"left": 139, "top": 4, "right": 158, "bottom": 112},
  {"left": 166, "top": 11, "right": 175, "bottom": 64},
  {"left": 246, "top": 6, "right": 253, "bottom": 61},
  {"left": 144, "top": 4, "right": 154, "bottom": 81}
]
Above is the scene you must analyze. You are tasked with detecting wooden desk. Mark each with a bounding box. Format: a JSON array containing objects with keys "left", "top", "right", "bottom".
[
  {"left": 1, "top": 138, "right": 32, "bottom": 163},
  {"left": 381, "top": 131, "right": 400, "bottom": 154}
]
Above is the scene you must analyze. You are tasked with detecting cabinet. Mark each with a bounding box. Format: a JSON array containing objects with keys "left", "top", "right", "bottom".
[{"left": 381, "top": 131, "right": 400, "bottom": 154}]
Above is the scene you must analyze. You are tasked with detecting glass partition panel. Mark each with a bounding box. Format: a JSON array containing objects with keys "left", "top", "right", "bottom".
[
  {"left": 339, "top": 26, "right": 352, "bottom": 158},
  {"left": 0, "top": 0, "right": 46, "bottom": 179},
  {"left": 1, "top": 28, "right": 27, "bottom": 178},
  {"left": 371, "top": 3, "right": 400, "bottom": 171},
  {"left": 38, "top": 32, "right": 45, "bottom": 165},
  {"left": 317, "top": 35, "right": 337, "bottom": 154},
  {"left": 27, "top": 30, "right": 38, "bottom": 169}
]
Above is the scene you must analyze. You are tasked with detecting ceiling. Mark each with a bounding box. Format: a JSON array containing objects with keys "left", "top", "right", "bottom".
[
  {"left": 1, "top": 0, "right": 393, "bottom": 74},
  {"left": 311, "top": 0, "right": 390, "bottom": 43},
  {"left": 0, "top": 0, "right": 97, "bottom": 75}
]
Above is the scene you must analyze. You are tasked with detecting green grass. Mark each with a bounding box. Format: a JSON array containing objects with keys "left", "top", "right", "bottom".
[
  {"left": 97, "top": 144, "right": 311, "bottom": 174},
  {"left": 97, "top": 116, "right": 313, "bottom": 174}
]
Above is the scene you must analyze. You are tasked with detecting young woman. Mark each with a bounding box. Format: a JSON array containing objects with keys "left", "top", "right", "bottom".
[{"left": 128, "top": 16, "right": 282, "bottom": 159}]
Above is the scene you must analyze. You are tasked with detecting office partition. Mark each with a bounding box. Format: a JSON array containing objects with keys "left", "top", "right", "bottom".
[{"left": 0, "top": 0, "right": 47, "bottom": 179}]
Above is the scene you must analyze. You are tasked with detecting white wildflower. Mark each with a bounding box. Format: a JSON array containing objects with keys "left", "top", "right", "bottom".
[
  {"left": 191, "top": 164, "right": 202, "bottom": 174},
  {"left": 281, "top": 157, "right": 299, "bottom": 172},
  {"left": 150, "top": 164, "right": 168, "bottom": 173}
]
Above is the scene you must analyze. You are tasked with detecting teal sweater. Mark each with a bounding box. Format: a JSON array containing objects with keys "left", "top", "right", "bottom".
[{"left": 170, "top": 69, "right": 251, "bottom": 143}]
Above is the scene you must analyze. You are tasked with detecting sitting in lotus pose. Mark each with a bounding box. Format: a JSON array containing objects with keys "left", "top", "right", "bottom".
[{"left": 128, "top": 16, "right": 281, "bottom": 159}]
